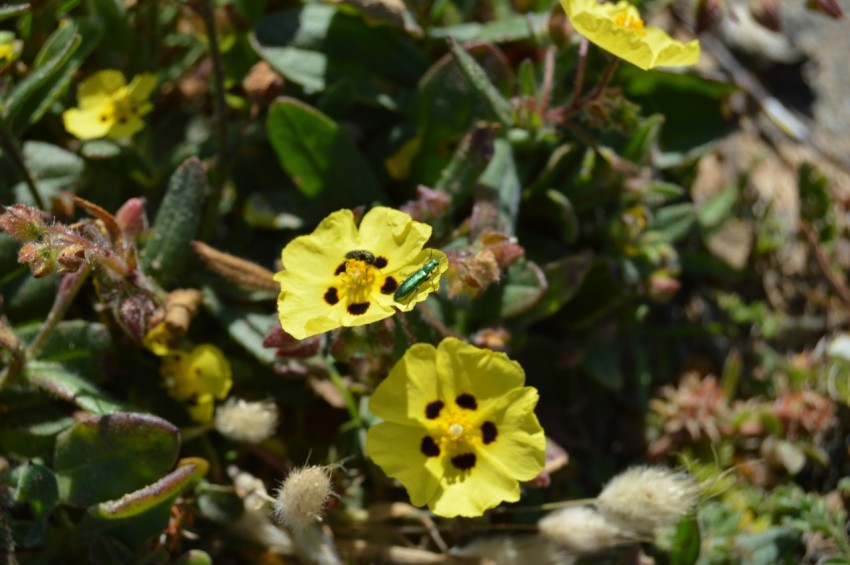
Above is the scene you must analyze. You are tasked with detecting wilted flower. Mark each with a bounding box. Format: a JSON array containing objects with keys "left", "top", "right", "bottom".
[
  {"left": 63, "top": 70, "right": 157, "bottom": 140},
  {"left": 365, "top": 337, "right": 546, "bottom": 517},
  {"left": 215, "top": 398, "right": 279, "bottom": 443},
  {"left": 560, "top": 0, "right": 700, "bottom": 70}
]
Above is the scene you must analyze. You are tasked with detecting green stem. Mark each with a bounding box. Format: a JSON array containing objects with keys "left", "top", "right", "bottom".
[
  {"left": 27, "top": 263, "right": 93, "bottom": 358},
  {"left": 325, "top": 358, "right": 362, "bottom": 428},
  {"left": 0, "top": 119, "right": 46, "bottom": 210},
  {"left": 197, "top": 0, "right": 228, "bottom": 239}
]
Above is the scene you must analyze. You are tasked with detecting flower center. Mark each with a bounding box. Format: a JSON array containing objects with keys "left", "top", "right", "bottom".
[
  {"left": 109, "top": 92, "right": 138, "bottom": 125},
  {"left": 339, "top": 259, "right": 379, "bottom": 302},
  {"left": 436, "top": 408, "right": 474, "bottom": 448},
  {"left": 449, "top": 423, "right": 464, "bottom": 437},
  {"left": 614, "top": 8, "right": 646, "bottom": 35}
]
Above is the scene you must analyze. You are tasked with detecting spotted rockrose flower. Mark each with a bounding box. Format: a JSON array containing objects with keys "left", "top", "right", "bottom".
[
  {"left": 365, "top": 337, "right": 546, "bottom": 517},
  {"left": 274, "top": 207, "right": 448, "bottom": 340}
]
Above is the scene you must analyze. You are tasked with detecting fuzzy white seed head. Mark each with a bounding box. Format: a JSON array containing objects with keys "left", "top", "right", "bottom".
[
  {"left": 596, "top": 466, "right": 699, "bottom": 534},
  {"left": 273, "top": 465, "right": 335, "bottom": 531},
  {"left": 214, "top": 398, "right": 279, "bottom": 444},
  {"left": 538, "top": 506, "right": 630, "bottom": 553}
]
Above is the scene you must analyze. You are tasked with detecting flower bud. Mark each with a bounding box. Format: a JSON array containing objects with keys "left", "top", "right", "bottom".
[
  {"left": 0, "top": 204, "right": 48, "bottom": 242},
  {"left": 597, "top": 466, "right": 699, "bottom": 535},
  {"left": 215, "top": 398, "right": 279, "bottom": 444},
  {"left": 56, "top": 244, "right": 87, "bottom": 273},
  {"left": 115, "top": 197, "right": 149, "bottom": 240},
  {"left": 539, "top": 506, "right": 630, "bottom": 553},
  {"left": 273, "top": 465, "right": 336, "bottom": 531}
]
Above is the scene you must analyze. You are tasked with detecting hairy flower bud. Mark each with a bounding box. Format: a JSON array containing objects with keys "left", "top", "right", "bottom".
[
  {"left": 597, "top": 466, "right": 699, "bottom": 534},
  {"left": 0, "top": 204, "right": 49, "bottom": 242},
  {"left": 56, "top": 244, "right": 88, "bottom": 273},
  {"left": 539, "top": 506, "right": 630, "bottom": 553},
  {"left": 215, "top": 398, "right": 279, "bottom": 443},
  {"left": 273, "top": 465, "right": 336, "bottom": 531},
  {"left": 806, "top": 0, "right": 843, "bottom": 19}
]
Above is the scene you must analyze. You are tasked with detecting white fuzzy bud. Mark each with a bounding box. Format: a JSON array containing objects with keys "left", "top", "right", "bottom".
[
  {"left": 538, "top": 506, "right": 631, "bottom": 553},
  {"left": 274, "top": 465, "right": 335, "bottom": 531},
  {"left": 214, "top": 398, "right": 279, "bottom": 444},
  {"left": 597, "top": 466, "right": 699, "bottom": 535}
]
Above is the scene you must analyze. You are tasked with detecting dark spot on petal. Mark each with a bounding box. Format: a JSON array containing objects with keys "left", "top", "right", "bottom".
[
  {"left": 425, "top": 400, "right": 444, "bottom": 419},
  {"left": 375, "top": 256, "right": 388, "bottom": 269},
  {"left": 456, "top": 393, "right": 477, "bottom": 410},
  {"left": 421, "top": 436, "right": 440, "bottom": 457},
  {"left": 347, "top": 302, "right": 370, "bottom": 315},
  {"left": 100, "top": 114, "right": 109, "bottom": 122},
  {"left": 324, "top": 288, "right": 339, "bottom": 305},
  {"left": 381, "top": 276, "right": 398, "bottom": 295},
  {"left": 335, "top": 262, "right": 346, "bottom": 276},
  {"left": 118, "top": 117, "right": 127, "bottom": 124},
  {"left": 451, "top": 453, "right": 476, "bottom": 470},
  {"left": 481, "top": 421, "right": 498, "bottom": 444},
  {"left": 194, "top": 368, "right": 202, "bottom": 376}
]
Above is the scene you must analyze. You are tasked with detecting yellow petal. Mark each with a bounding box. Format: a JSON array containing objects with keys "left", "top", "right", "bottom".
[
  {"left": 562, "top": 0, "right": 699, "bottom": 70},
  {"left": 186, "top": 344, "right": 233, "bottom": 399},
  {"left": 187, "top": 394, "right": 216, "bottom": 423},
  {"left": 274, "top": 207, "right": 444, "bottom": 339},
  {"left": 437, "top": 337, "right": 526, "bottom": 403},
  {"left": 365, "top": 421, "right": 443, "bottom": 507},
  {"left": 126, "top": 73, "right": 157, "bottom": 104},
  {"left": 106, "top": 113, "right": 146, "bottom": 140},
  {"left": 476, "top": 387, "right": 546, "bottom": 482},
  {"left": 385, "top": 248, "right": 449, "bottom": 313},
  {"left": 427, "top": 447, "right": 522, "bottom": 517},
  {"left": 369, "top": 342, "right": 443, "bottom": 424},
  {"left": 77, "top": 69, "right": 126, "bottom": 109},
  {"left": 62, "top": 107, "right": 112, "bottom": 140}
]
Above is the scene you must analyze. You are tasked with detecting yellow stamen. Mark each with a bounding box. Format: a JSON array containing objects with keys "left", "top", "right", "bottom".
[
  {"left": 614, "top": 9, "right": 646, "bottom": 35},
  {"left": 338, "top": 259, "right": 380, "bottom": 303}
]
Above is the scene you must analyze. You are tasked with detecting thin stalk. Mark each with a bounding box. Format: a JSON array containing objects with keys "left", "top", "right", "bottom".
[
  {"left": 584, "top": 56, "right": 619, "bottom": 103},
  {"left": 27, "top": 263, "right": 93, "bottom": 358},
  {"left": 570, "top": 37, "right": 590, "bottom": 108},
  {"left": 0, "top": 120, "right": 46, "bottom": 210},
  {"left": 325, "top": 358, "right": 362, "bottom": 428},
  {"left": 197, "top": 0, "right": 228, "bottom": 238}
]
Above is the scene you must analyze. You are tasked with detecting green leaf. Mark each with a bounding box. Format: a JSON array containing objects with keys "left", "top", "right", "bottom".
[
  {"left": 26, "top": 361, "right": 129, "bottom": 414},
  {"left": 203, "top": 287, "right": 277, "bottom": 365},
  {"left": 697, "top": 184, "right": 739, "bottom": 230},
  {"left": 733, "top": 527, "right": 800, "bottom": 565},
  {"left": 266, "top": 97, "right": 384, "bottom": 206},
  {"left": 670, "top": 515, "right": 701, "bottom": 565},
  {"left": 14, "top": 458, "right": 55, "bottom": 492},
  {"left": 414, "top": 45, "right": 513, "bottom": 184},
  {"left": 446, "top": 38, "right": 513, "bottom": 127},
  {"left": 54, "top": 412, "right": 180, "bottom": 507},
  {"left": 252, "top": 4, "right": 424, "bottom": 103},
  {"left": 12, "top": 141, "right": 85, "bottom": 204},
  {"left": 654, "top": 202, "right": 696, "bottom": 242},
  {"left": 582, "top": 338, "right": 622, "bottom": 390},
  {"left": 622, "top": 114, "right": 664, "bottom": 164},
  {"left": 477, "top": 137, "right": 520, "bottom": 233},
  {"left": 5, "top": 18, "right": 103, "bottom": 135},
  {"left": 498, "top": 260, "right": 547, "bottom": 318},
  {"left": 428, "top": 13, "right": 546, "bottom": 42},
  {"left": 509, "top": 252, "right": 594, "bottom": 324},
  {"left": 3, "top": 25, "right": 80, "bottom": 126},
  {"left": 14, "top": 461, "right": 59, "bottom": 545},
  {"left": 0, "top": 4, "right": 30, "bottom": 21},
  {"left": 141, "top": 157, "right": 207, "bottom": 286},
  {"left": 25, "top": 320, "right": 112, "bottom": 362},
  {"left": 81, "top": 458, "right": 208, "bottom": 544}
]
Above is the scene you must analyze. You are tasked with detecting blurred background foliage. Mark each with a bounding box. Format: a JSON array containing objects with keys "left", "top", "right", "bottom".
[{"left": 1, "top": 0, "right": 850, "bottom": 563}]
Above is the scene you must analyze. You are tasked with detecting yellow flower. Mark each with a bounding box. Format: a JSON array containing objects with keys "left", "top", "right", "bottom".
[
  {"left": 274, "top": 207, "right": 448, "bottom": 340},
  {"left": 160, "top": 344, "right": 233, "bottom": 423},
  {"left": 365, "top": 337, "right": 546, "bottom": 517},
  {"left": 62, "top": 70, "right": 157, "bottom": 140},
  {"left": 561, "top": 0, "right": 700, "bottom": 70}
]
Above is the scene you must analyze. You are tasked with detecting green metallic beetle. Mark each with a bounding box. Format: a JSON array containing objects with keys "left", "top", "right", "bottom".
[{"left": 394, "top": 257, "right": 440, "bottom": 302}]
